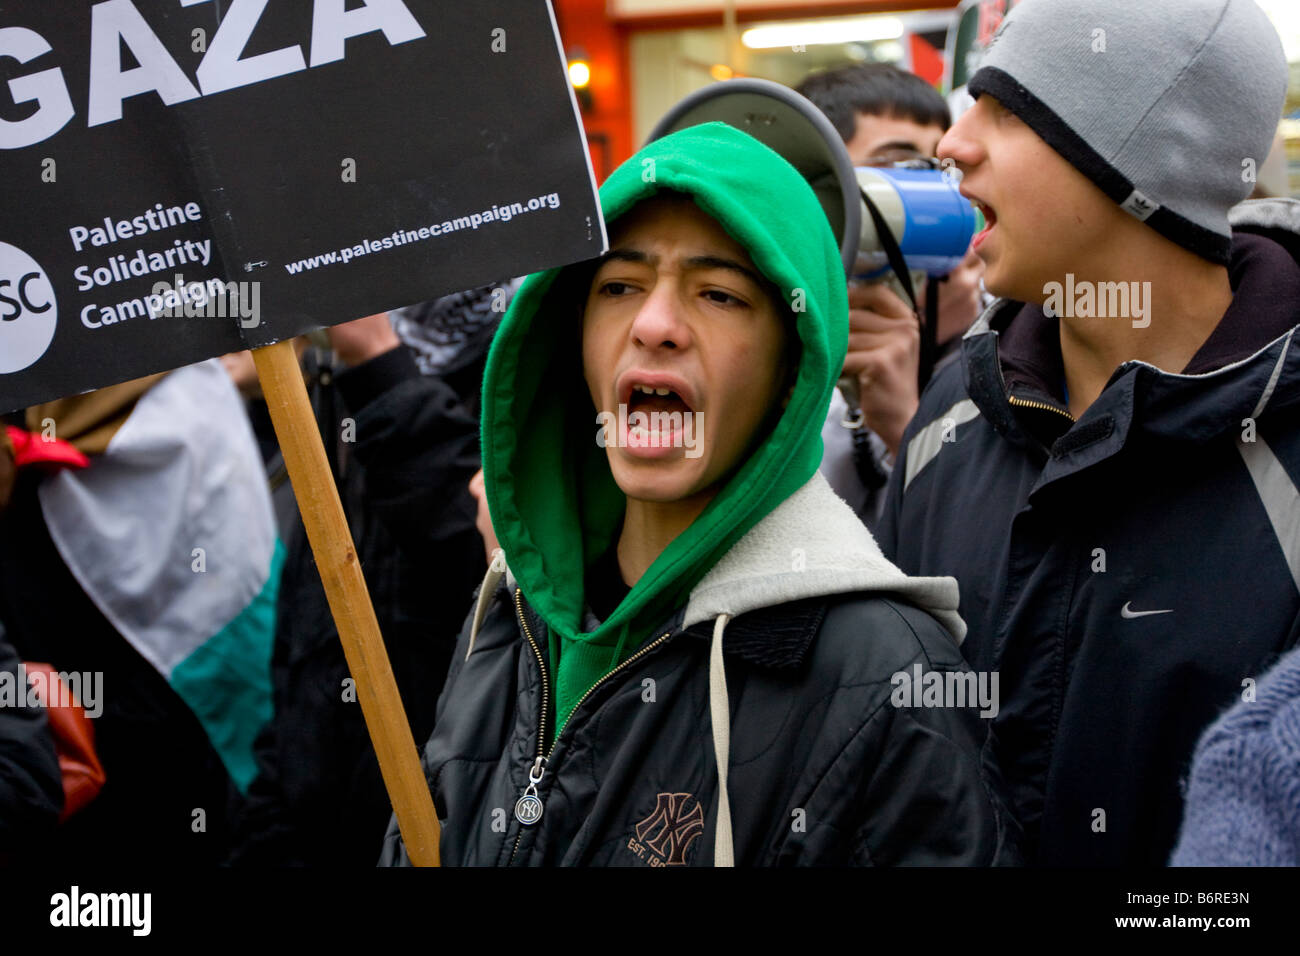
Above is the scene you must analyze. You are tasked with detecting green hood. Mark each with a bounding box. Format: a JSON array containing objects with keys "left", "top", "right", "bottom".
[{"left": 481, "top": 121, "right": 848, "bottom": 732}]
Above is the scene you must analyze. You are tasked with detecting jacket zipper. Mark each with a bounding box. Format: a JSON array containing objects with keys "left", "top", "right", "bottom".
[
  {"left": 982, "top": 325, "right": 1075, "bottom": 427},
  {"left": 507, "top": 586, "right": 673, "bottom": 864},
  {"left": 514, "top": 588, "right": 550, "bottom": 765},
  {"left": 1008, "top": 393, "right": 1076, "bottom": 423}
]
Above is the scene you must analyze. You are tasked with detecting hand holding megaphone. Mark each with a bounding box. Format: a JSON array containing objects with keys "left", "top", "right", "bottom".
[{"left": 841, "top": 281, "right": 920, "bottom": 458}]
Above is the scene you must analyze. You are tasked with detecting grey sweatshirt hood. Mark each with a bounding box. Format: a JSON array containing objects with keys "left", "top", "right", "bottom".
[
  {"left": 683, "top": 470, "right": 965, "bottom": 642},
  {"left": 475, "top": 470, "right": 965, "bottom": 651}
]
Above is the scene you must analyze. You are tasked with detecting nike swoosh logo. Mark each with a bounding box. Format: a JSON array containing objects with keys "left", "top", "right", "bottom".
[{"left": 1121, "top": 602, "right": 1173, "bottom": 619}]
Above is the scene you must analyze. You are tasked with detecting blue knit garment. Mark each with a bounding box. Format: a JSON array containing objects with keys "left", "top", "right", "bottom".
[{"left": 1171, "top": 646, "right": 1300, "bottom": 866}]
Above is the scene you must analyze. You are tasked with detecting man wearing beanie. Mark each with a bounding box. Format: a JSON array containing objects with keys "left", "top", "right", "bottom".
[
  {"left": 380, "top": 121, "right": 1014, "bottom": 866},
  {"left": 877, "top": 0, "right": 1298, "bottom": 866}
]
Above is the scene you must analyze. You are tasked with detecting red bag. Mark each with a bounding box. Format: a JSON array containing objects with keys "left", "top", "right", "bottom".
[{"left": 23, "top": 662, "right": 106, "bottom": 821}]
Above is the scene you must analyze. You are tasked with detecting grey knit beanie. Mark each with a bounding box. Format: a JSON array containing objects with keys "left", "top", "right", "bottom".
[{"left": 968, "top": 0, "right": 1288, "bottom": 264}]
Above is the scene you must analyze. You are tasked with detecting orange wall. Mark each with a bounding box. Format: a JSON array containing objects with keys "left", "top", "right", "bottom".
[{"left": 553, "top": 0, "right": 634, "bottom": 182}]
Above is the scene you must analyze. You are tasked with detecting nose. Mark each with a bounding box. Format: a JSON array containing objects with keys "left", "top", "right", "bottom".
[
  {"left": 628, "top": 279, "right": 691, "bottom": 351},
  {"left": 937, "top": 108, "right": 983, "bottom": 175}
]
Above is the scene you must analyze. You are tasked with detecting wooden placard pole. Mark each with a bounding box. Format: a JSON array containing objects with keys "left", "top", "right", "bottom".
[{"left": 251, "top": 339, "right": 440, "bottom": 867}]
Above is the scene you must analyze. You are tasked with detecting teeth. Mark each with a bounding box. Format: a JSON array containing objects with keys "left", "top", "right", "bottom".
[
  {"left": 630, "top": 425, "right": 673, "bottom": 442},
  {"left": 654, "top": 387, "right": 670, "bottom": 396},
  {"left": 632, "top": 384, "right": 675, "bottom": 397}
]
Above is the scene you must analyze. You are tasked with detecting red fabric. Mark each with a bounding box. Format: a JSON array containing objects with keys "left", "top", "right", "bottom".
[
  {"left": 5, "top": 426, "right": 90, "bottom": 472},
  {"left": 909, "top": 34, "right": 946, "bottom": 88},
  {"left": 24, "top": 662, "right": 106, "bottom": 822}
]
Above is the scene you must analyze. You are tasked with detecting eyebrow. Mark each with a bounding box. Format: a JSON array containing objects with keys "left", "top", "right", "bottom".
[
  {"left": 867, "top": 139, "right": 929, "bottom": 156},
  {"left": 599, "top": 248, "right": 765, "bottom": 288}
]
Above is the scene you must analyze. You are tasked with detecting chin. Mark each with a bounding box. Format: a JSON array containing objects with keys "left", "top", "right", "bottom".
[
  {"left": 984, "top": 264, "right": 1040, "bottom": 306},
  {"left": 609, "top": 458, "right": 703, "bottom": 505},
  {"left": 978, "top": 258, "right": 1012, "bottom": 300},
  {"left": 621, "top": 486, "right": 692, "bottom": 505}
]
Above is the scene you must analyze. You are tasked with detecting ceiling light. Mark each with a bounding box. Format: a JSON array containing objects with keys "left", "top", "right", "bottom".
[{"left": 742, "top": 16, "right": 904, "bottom": 50}]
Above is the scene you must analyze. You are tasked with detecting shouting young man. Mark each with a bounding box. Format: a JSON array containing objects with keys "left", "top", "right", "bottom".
[
  {"left": 381, "top": 122, "right": 1013, "bottom": 866},
  {"left": 878, "top": 0, "right": 1298, "bottom": 865}
]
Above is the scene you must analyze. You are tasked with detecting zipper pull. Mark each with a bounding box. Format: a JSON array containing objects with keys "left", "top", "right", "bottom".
[{"left": 514, "top": 756, "right": 546, "bottom": 826}]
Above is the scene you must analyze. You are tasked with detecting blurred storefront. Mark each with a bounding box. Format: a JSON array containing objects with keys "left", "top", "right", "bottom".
[
  {"left": 1256, "top": 0, "right": 1300, "bottom": 198},
  {"left": 554, "top": 0, "right": 1300, "bottom": 198},
  {"left": 553, "top": 0, "right": 960, "bottom": 179}
]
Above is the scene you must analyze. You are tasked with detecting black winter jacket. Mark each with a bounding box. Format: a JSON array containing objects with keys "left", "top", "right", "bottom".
[
  {"left": 878, "top": 200, "right": 1300, "bottom": 865},
  {"left": 381, "top": 473, "right": 1018, "bottom": 866},
  {"left": 0, "top": 625, "right": 62, "bottom": 851},
  {"left": 229, "top": 338, "right": 488, "bottom": 866}
]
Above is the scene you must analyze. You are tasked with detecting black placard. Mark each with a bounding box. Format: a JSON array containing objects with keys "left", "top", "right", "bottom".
[{"left": 0, "top": 0, "right": 605, "bottom": 412}]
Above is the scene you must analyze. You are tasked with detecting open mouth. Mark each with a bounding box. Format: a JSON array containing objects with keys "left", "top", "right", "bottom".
[
  {"left": 627, "top": 384, "right": 694, "bottom": 448},
  {"left": 972, "top": 200, "right": 998, "bottom": 249},
  {"left": 612, "top": 375, "right": 700, "bottom": 455},
  {"left": 627, "top": 383, "right": 694, "bottom": 418}
]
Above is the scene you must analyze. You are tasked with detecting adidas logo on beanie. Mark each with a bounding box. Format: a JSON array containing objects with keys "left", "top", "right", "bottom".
[{"left": 968, "top": 0, "right": 1288, "bottom": 264}]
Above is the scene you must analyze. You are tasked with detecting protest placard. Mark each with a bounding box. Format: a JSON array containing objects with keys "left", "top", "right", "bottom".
[
  {"left": 1, "top": 0, "right": 605, "bottom": 410},
  {"left": 1, "top": 0, "right": 607, "bottom": 866}
]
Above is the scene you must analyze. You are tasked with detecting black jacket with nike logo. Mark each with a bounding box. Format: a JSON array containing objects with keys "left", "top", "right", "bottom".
[{"left": 878, "top": 199, "right": 1300, "bottom": 865}]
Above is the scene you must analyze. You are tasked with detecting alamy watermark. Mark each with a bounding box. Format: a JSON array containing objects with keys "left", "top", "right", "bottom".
[
  {"left": 0, "top": 664, "right": 103, "bottom": 718},
  {"left": 1043, "top": 274, "right": 1151, "bottom": 329},
  {"left": 50, "top": 886, "right": 150, "bottom": 936},
  {"left": 78, "top": 273, "right": 260, "bottom": 329},
  {"left": 150, "top": 273, "right": 260, "bottom": 327},
  {"left": 890, "top": 663, "right": 999, "bottom": 718},
  {"left": 596, "top": 403, "right": 703, "bottom": 458}
]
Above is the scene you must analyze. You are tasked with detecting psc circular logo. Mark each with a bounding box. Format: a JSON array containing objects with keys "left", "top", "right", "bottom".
[{"left": 0, "top": 241, "right": 57, "bottom": 374}]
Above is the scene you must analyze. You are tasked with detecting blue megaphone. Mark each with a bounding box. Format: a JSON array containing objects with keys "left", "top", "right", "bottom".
[{"left": 853, "top": 163, "right": 979, "bottom": 281}]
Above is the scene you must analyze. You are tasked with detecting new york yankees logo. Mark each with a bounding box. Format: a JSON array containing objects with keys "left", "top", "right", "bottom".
[{"left": 628, "top": 792, "right": 705, "bottom": 866}]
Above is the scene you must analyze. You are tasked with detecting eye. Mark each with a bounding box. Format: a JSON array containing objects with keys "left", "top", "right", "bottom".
[
  {"left": 599, "top": 280, "right": 636, "bottom": 296},
  {"left": 703, "top": 288, "right": 746, "bottom": 307}
]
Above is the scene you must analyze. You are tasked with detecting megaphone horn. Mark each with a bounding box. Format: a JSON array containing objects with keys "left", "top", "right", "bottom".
[{"left": 646, "top": 78, "right": 862, "bottom": 276}]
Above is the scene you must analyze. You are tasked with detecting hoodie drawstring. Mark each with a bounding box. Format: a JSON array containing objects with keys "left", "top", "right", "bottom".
[
  {"left": 466, "top": 549, "right": 507, "bottom": 660},
  {"left": 608, "top": 620, "right": 631, "bottom": 672},
  {"left": 709, "top": 612, "right": 734, "bottom": 867}
]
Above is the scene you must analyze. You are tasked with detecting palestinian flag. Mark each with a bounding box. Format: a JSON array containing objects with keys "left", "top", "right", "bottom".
[{"left": 30, "top": 360, "right": 280, "bottom": 792}]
